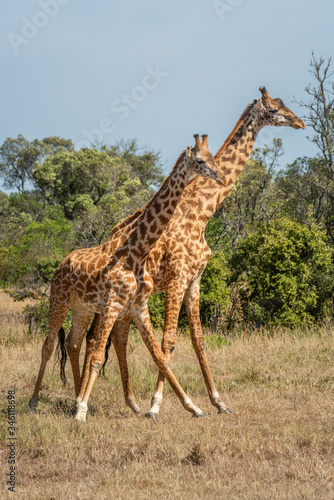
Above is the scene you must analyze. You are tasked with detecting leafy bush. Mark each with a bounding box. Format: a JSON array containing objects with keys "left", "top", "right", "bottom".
[
  {"left": 230, "top": 217, "right": 334, "bottom": 327},
  {"left": 199, "top": 252, "right": 230, "bottom": 329},
  {"left": 148, "top": 292, "right": 166, "bottom": 329}
]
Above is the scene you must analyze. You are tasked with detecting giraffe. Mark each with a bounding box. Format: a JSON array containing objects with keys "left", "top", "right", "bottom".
[
  {"left": 80, "top": 86, "right": 305, "bottom": 418},
  {"left": 29, "top": 134, "right": 225, "bottom": 422}
]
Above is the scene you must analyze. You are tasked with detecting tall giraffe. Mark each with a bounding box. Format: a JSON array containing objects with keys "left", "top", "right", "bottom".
[
  {"left": 80, "top": 87, "right": 305, "bottom": 418},
  {"left": 29, "top": 135, "right": 225, "bottom": 421}
]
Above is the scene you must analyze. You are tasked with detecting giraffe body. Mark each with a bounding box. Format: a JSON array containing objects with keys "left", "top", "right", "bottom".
[
  {"left": 43, "top": 88, "right": 304, "bottom": 419},
  {"left": 87, "top": 87, "right": 305, "bottom": 417},
  {"left": 29, "top": 136, "right": 225, "bottom": 421}
]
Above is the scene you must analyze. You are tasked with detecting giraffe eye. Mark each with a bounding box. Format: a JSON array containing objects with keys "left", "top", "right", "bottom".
[
  {"left": 270, "top": 109, "right": 279, "bottom": 114},
  {"left": 196, "top": 159, "right": 205, "bottom": 164}
]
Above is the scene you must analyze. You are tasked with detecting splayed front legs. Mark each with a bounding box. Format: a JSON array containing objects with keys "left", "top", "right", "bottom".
[
  {"left": 132, "top": 302, "right": 206, "bottom": 419},
  {"left": 145, "top": 279, "right": 231, "bottom": 417},
  {"left": 80, "top": 301, "right": 207, "bottom": 421}
]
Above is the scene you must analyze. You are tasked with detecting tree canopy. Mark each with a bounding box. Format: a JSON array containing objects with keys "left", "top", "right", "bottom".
[{"left": 1, "top": 54, "right": 334, "bottom": 330}]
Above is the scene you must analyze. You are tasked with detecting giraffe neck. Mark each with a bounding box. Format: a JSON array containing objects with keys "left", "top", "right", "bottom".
[
  {"left": 176, "top": 111, "right": 263, "bottom": 224},
  {"left": 115, "top": 152, "right": 192, "bottom": 262}
]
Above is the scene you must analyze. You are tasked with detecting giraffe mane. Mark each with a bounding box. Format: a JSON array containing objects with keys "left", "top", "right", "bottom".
[
  {"left": 172, "top": 149, "right": 187, "bottom": 170},
  {"left": 116, "top": 149, "right": 186, "bottom": 235},
  {"left": 215, "top": 102, "right": 255, "bottom": 159},
  {"left": 104, "top": 150, "right": 187, "bottom": 247}
]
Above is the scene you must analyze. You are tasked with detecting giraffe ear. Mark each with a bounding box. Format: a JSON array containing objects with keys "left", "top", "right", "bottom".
[{"left": 185, "top": 146, "right": 192, "bottom": 158}]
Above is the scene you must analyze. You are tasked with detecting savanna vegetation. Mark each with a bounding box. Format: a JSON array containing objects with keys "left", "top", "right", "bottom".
[
  {"left": 0, "top": 55, "right": 334, "bottom": 498},
  {"left": 1, "top": 55, "right": 334, "bottom": 331},
  {"left": 0, "top": 291, "right": 333, "bottom": 499}
]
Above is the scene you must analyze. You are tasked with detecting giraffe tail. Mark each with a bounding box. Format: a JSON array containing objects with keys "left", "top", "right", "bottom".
[
  {"left": 55, "top": 327, "right": 68, "bottom": 385},
  {"left": 101, "top": 332, "right": 113, "bottom": 377}
]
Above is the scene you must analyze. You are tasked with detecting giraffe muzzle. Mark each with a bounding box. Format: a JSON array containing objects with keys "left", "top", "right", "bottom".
[{"left": 292, "top": 117, "right": 305, "bottom": 130}]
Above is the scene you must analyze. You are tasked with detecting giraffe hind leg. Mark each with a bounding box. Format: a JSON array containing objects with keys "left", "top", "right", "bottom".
[
  {"left": 112, "top": 316, "right": 143, "bottom": 414},
  {"left": 185, "top": 281, "right": 232, "bottom": 415},
  {"left": 146, "top": 280, "right": 185, "bottom": 418},
  {"left": 29, "top": 299, "right": 72, "bottom": 411}
]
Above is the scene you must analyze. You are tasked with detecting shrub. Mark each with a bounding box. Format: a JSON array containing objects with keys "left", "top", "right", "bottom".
[
  {"left": 230, "top": 217, "right": 334, "bottom": 328},
  {"left": 199, "top": 252, "right": 230, "bottom": 330},
  {"left": 148, "top": 292, "right": 166, "bottom": 329}
]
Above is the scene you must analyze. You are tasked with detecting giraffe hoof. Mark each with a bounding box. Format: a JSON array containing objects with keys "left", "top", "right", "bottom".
[
  {"left": 134, "top": 409, "right": 144, "bottom": 415},
  {"left": 28, "top": 397, "right": 38, "bottom": 412},
  {"left": 193, "top": 412, "right": 206, "bottom": 418},
  {"left": 75, "top": 413, "right": 87, "bottom": 423},
  {"left": 75, "top": 402, "right": 88, "bottom": 422},
  {"left": 218, "top": 407, "right": 232, "bottom": 415},
  {"left": 145, "top": 411, "right": 158, "bottom": 420}
]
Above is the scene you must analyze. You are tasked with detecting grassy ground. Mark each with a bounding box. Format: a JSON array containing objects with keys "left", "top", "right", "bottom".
[{"left": 0, "top": 290, "right": 334, "bottom": 499}]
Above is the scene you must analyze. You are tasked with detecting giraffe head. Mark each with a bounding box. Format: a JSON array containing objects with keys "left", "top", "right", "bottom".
[
  {"left": 186, "top": 134, "right": 226, "bottom": 186},
  {"left": 254, "top": 87, "right": 305, "bottom": 129}
]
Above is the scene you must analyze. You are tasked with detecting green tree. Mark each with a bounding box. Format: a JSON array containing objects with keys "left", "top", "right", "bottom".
[
  {"left": 99, "top": 139, "right": 165, "bottom": 190},
  {"left": 32, "top": 148, "right": 157, "bottom": 220},
  {"left": 297, "top": 53, "right": 334, "bottom": 177},
  {"left": 0, "top": 135, "right": 73, "bottom": 193},
  {"left": 230, "top": 217, "right": 334, "bottom": 328},
  {"left": 279, "top": 54, "right": 334, "bottom": 243},
  {"left": 277, "top": 156, "right": 334, "bottom": 242},
  {"left": 0, "top": 206, "right": 74, "bottom": 286}
]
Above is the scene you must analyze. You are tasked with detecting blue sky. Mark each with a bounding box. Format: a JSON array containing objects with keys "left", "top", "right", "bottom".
[{"left": 1, "top": 0, "right": 333, "bottom": 188}]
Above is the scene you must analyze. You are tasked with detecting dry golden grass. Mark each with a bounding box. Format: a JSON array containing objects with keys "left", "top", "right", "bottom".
[{"left": 1, "top": 290, "right": 334, "bottom": 499}]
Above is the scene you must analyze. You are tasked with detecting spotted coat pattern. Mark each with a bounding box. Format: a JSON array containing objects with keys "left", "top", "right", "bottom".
[
  {"left": 29, "top": 136, "right": 225, "bottom": 421},
  {"left": 87, "top": 87, "right": 305, "bottom": 418}
]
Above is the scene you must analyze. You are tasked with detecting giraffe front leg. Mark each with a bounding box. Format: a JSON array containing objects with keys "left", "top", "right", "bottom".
[
  {"left": 75, "top": 297, "right": 127, "bottom": 422},
  {"left": 75, "top": 314, "right": 102, "bottom": 415},
  {"left": 65, "top": 305, "right": 93, "bottom": 398},
  {"left": 133, "top": 304, "right": 206, "bottom": 418},
  {"left": 146, "top": 280, "right": 186, "bottom": 418},
  {"left": 112, "top": 317, "right": 143, "bottom": 414},
  {"left": 75, "top": 314, "right": 100, "bottom": 410},
  {"left": 185, "top": 280, "right": 232, "bottom": 415}
]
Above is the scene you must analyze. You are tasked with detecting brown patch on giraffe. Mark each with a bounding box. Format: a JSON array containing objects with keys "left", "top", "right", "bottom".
[
  {"left": 147, "top": 235, "right": 158, "bottom": 247},
  {"left": 139, "top": 223, "right": 146, "bottom": 240},
  {"left": 159, "top": 214, "right": 169, "bottom": 226},
  {"left": 154, "top": 201, "right": 161, "bottom": 213},
  {"left": 126, "top": 254, "right": 134, "bottom": 270},
  {"left": 97, "top": 256, "right": 106, "bottom": 268},
  {"left": 145, "top": 208, "right": 154, "bottom": 224},
  {"left": 160, "top": 187, "right": 170, "bottom": 200}
]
